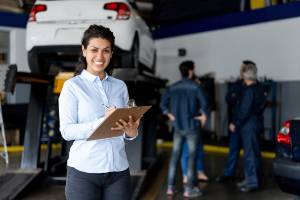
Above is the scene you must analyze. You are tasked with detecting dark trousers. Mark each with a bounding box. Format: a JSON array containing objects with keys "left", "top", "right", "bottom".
[
  {"left": 241, "top": 119, "right": 262, "bottom": 188},
  {"left": 167, "top": 129, "right": 199, "bottom": 189},
  {"left": 66, "top": 167, "right": 131, "bottom": 200},
  {"left": 223, "top": 130, "right": 242, "bottom": 177}
]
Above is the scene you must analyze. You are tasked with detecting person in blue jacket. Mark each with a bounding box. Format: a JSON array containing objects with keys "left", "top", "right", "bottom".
[
  {"left": 229, "top": 62, "right": 266, "bottom": 192},
  {"left": 180, "top": 75, "right": 209, "bottom": 184},
  {"left": 216, "top": 61, "right": 248, "bottom": 182},
  {"left": 160, "top": 60, "right": 209, "bottom": 198}
]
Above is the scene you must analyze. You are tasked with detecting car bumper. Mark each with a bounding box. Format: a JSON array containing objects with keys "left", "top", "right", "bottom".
[
  {"left": 273, "top": 156, "right": 300, "bottom": 195},
  {"left": 26, "top": 20, "right": 135, "bottom": 51},
  {"left": 273, "top": 157, "right": 300, "bottom": 179}
]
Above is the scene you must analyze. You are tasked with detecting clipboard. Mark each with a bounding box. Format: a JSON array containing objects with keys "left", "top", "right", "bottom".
[{"left": 88, "top": 106, "right": 152, "bottom": 140}]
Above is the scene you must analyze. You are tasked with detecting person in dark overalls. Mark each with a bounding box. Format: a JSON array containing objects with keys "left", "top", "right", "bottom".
[
  {"left": 229, "top": 62, "right": 266, "bottom": 192},
  {"left": 216, "top": 61, "right": 247, "bottom": 182}
]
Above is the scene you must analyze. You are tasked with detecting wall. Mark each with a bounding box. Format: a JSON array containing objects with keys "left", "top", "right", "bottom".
[
  {"left": 154, "top": 3, "right": 300, "bottom": 139},
  {"left": 0, "top": 12, "right": 30, "bottom": 104},
  {"left": 9, "top": 28, "right": 29, "bottom": 72},
  {"left": 0, "top": 12, "right": 29, "bottom": 72},
  {"left": 156, "top": 17, "right": 300, "bottom": 84},
  {"left": 0, "top": 26, "right": 29, "bottom": 72},
  {"left": 154, "top": 3, "right": 300, "bottom": 83}
]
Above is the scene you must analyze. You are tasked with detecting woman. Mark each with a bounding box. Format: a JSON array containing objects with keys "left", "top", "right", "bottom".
[{"left": 59, "top": 24, "right": 140, "bottom": 200}]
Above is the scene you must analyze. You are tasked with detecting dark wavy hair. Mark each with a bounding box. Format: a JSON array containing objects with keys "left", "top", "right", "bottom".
[
  {"left": 179, "top": 60, "right": 194, "bottom": 78},
  {"left": 74, "top": 24, "right": 115, "bottom": 76}
]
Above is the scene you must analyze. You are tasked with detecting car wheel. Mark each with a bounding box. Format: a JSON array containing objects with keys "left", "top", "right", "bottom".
[
  {"left": 132, "top": 38, "right": 139, "bottom": 69},
  {"left": 151, "top": 51, "right": 156, "bottom": 74},
  {"left": 28, "top": 52, "right": 49, "bottom": 75},
  {"left": 122, "top": 37, "right": 139, "bottom": 68},
  {"left": 28, "top": 51, "right": 40, "bottom": 74}
]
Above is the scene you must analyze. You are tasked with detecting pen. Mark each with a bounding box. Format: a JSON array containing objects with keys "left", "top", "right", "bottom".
[{"left": 102, "top": 104, "right": 109, "bottom": 108}]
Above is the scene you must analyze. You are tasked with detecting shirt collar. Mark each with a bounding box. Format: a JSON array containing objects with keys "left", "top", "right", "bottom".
[
  {"left": 182, "top": 77, "right": 191, "bottom": 81},
  {"left": 81, "top": 70, "right": 109, "bottom": 82}
]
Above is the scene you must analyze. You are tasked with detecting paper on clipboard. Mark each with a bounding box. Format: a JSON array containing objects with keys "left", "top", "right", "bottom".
[{"left": 88, "top": 106, "right": 152, "bottom": 140}]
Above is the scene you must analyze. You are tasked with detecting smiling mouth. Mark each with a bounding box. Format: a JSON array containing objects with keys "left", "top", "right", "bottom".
[{"left": 94, "top": 61, "right": 104, "bottom": 65}]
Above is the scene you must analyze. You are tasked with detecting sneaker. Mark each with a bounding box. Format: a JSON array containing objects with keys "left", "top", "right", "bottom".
[
  {"left": 166, "top": 185, "right": 175, "bottom": 196},
  {"left": 183, "top": 187, "right": 203, "bottom": 198},
  {"left": 236, "top": 179, "right": 247, "bottom": 188},
  {"left": 239, "top": 185, "right": 259, "bottom": 192}
]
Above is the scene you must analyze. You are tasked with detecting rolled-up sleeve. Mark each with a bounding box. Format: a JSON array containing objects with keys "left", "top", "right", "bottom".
[{"left": 59, "top": 81, "right": 104, "bottom": 141}]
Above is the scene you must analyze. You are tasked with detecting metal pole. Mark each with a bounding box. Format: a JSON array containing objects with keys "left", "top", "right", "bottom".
[
  {"left": 265, "top": 0, "right": 272, "bottom": 6},
  {"left": 240, "top": 0, "right": 246, "bottom": 11}
]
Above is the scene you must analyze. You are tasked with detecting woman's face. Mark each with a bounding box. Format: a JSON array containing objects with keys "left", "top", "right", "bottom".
[{"left": 82, "top": 37, "right": 113, "bottom": 76}]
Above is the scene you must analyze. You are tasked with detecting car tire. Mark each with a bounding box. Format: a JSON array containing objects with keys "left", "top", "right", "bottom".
[
  {"left": 28, "top": 51, "right": 50, "bottom": 75},
  {"left": 28, "top": 51, "right": 41, "bottom": 75},
  {"left": 122, "top": 36, "right": 139, "bottom": 68},
  {"left": 151, "top": 50, "right": 156, "bottom": 74}
]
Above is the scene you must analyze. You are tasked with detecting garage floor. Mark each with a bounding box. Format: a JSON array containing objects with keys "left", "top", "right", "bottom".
[
  {"left": 153, "top": 149, "right": 294, "bottom": 200},
  {"left": 0, "top": 146, "right": 295, "bottom": 200}
]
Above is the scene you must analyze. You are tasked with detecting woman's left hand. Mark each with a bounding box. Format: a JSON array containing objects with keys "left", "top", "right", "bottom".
[{"left": 111, "top": 116, "right": 140, "bottom": 137}]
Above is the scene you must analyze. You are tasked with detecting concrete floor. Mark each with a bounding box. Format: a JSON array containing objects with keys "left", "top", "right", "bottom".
[
  {"left": 0, "top": 147, "right": 296, "bottom": 200},
  {"left": 154, "top": 150, "right": 294, "bottom": 200}
]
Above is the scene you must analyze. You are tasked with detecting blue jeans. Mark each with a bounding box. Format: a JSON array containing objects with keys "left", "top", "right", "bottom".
[
  {"left": 66, "top": 167, "right": 131, "bottom": 200},
  {"left": 180, "top": 135, "right": 204, "bottom": 176},
  {"left": 167, "top": 129, "right": 199, "bottom": 189}
]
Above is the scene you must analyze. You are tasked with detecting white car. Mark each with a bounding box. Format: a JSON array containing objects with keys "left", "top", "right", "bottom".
[{"left": 26, "top": 0, "right": 156, "bottom": 75}]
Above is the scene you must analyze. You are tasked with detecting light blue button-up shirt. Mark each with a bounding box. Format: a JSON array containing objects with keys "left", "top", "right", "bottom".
[{"left": 59, "top": 70, "right": 132, "bottom": 173}]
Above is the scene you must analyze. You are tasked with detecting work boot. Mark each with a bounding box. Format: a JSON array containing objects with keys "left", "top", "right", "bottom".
[
  {"left": 215, "top": 175, "right": 235, "bottom": 182},
  {"left": 239, "top": 185, "right": 259, "bottom": 192},
  {"left": 236, "top": 179, "right": 247, "bottom": 188}
]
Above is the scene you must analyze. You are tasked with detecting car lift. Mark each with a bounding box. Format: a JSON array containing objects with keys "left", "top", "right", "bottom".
[
  {"left": 0, "top": 66, "right": 167, "bottom": 199},
  {"left": 0, "top": 64, "right": 16, "bottom": 168},
  {"left": 0, "top": 69, "right": 50, "bottom": 200}
]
